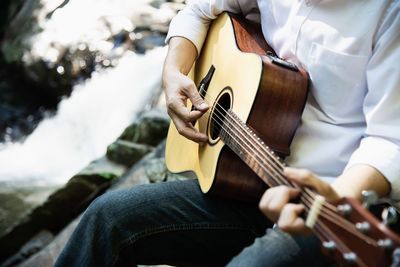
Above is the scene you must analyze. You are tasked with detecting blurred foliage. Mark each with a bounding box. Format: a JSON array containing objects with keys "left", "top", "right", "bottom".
[
  {"left": 0, "top": 0, "right": 14, "bottom": 40},
  {"left": 1, "top": 0, "right": 42, "bottom": 64}
]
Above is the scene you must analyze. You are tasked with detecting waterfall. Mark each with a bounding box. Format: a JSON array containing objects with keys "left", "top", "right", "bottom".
[
  {"left": 0, "top": 47, "right": 167, "bottom": 186},
  {"left": 0, "top": 0, "right": 174, "bottom": 186},
  {"left": 0, "top": 0, "right": 176, "bottom": 239}
]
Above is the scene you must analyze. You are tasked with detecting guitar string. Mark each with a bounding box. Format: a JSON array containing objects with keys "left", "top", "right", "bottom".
[
  {"left": 201, "top": 99, "right": 379, "bottom": 245},
  {"left": 307, "top": 201, "right": 373, "bottom": 261},
  {"left": 195, "top": 90, "right": 331, "bottom": 205},
  {"left": 219, "top": 109, "right": 379, "bottom": 244},
  {"left": 313, "top": 223, "right": 360, "bottom": 265},
  {"left": 302, "top": 219, "right": 366, "bottom": 266},
  {"left": 193, "top": 90, "right": 379, "bottom": 244},
  {"left": 195, "top": 89, "right": 337, "bottom": 207},
  {"left": 195, "top": 93, "right": 289, "bottom": 185},
  {"left": 192, "top": 95, "right": 307, "bottom": 191},
  {"left": 316, "top": 222, "right": 368, "bottom": 267},
  {"left": 300, "top": 192, "right": 378, "bottom": 246},
  {"left": 299, "top": 194, "right": 379, "bottom": 260},
  {"left": 194, "top": 91, "right": 328, "bottom": 205},
  {"left": 195, "top": 88, "right": 341, "bottom": 215},
  {"left": 206, "top": 106, "right": 378, "bottom": 245}
]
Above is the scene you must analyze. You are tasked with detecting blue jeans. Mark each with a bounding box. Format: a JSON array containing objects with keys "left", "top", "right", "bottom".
[{"left": 54, "top": 179, "right": 332, "bottom": 267}]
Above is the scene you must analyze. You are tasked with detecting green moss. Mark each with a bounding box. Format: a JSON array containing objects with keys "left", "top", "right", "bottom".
[{"left": 98, "top": 172, "right": 118, "bottom": 180}]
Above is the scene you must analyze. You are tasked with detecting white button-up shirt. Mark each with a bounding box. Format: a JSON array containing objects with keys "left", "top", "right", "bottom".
[{"left": 166, "top": 0, "right": 400, "bottom": 201}]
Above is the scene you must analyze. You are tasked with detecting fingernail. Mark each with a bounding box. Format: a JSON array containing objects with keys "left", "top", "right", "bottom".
[
  {"left": 283, "top": 167, "right": 294, "bottom": 172},
  {"left": 199, "top": 103, "right": 208, "bottom": 110}
]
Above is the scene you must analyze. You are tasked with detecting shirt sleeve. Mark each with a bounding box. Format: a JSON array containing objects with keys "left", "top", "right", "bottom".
[
  {"left": 345, "top": 2, "right": 400, "bottom": 201},
  {"left": 165, "top": 0, "right": 259, "bottom": 54}
]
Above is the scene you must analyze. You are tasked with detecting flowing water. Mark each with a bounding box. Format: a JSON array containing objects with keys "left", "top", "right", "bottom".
[
  {"left": 0, "top": 0, "right": 170, "bottom": 235},
  {"left": 0, "top": 48, "right": 166, "bottom": 186}
]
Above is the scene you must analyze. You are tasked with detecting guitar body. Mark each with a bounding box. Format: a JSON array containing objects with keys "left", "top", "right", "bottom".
[{"left": 165, "top": 13, "right": 309, "bottom": 201}]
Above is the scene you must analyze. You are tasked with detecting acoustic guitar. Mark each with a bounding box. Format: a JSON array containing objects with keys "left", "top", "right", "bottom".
[{"left": 165, "top": 12, "right": 400, "bottom": 267}]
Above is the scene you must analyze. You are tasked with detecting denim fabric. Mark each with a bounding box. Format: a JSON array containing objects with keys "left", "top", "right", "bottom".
[
  {"left": 227, "top": 228, "right": 333, "bottom": 267},
  {"left": 54, "top": 179, "right": 332, "bottom": 267}
]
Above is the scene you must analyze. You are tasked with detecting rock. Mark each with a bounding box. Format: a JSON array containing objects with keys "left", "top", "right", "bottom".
[
  {"left": 106, "top": 109, "right": 170, "bottom": 167},
  {"left": 131, "top": 1, "right": 184, "bottom": 34},
  {"left": 16, "top": 142, "right": 166, "bottom": 267},
  {"left": 78, "top": 156, "right": 127, "bottom": 178},
  {"left": 149, "top": 0, "right": 165, "bottom": 9},
  {"left": 0, "top": 64, "right": 58, "bottom": 142},
  {"left": 18, "top": 218, "right": 81, "bottom": 267},
  {"left": 30, "top": 157, "right": 124, "bottom": 233},
  {"left": 145, "top": 157, "right": 191, "bottom": 184},
  {"left": 1, "top": 230, "right": 53, "bottom": 267},
  {"left": 107, "top": 140, "right": 153, "bottom": 167},
  {"left": 0, "top": 185, "right": 58, "bottom": 238},
  {"left": 118, "top": 123, "right": 139, "bottom": 141},
  {"left": 132, "top": 30, "right": 166, "bottom": 54},
  {"left": 119, "top": 109, "right": 170, "bottom": 146},
  {"left": 166, "top": 172, "right": 194, "bottom": 182},
  {"left": 13, "top": 141, "right": 190, "bottom": 267},
  {"left": 145, "top": 158, "right": 168, "bottom": 183},
  {"left": 0, "top": 157, "right": 125, "bottom": 264}
]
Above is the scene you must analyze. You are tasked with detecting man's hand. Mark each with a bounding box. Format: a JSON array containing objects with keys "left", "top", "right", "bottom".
[
  {"left": 163, "top": 37, "right": 209, "bottom": 144},
  {"left": 163, "top": 70, "right": 209, "bottom": 143},
  {"left": 259, "top": 164, "right": 390, "bottom": 235},
  {"left": 259, "top": 167, "right": 340, "bottom": 234}
]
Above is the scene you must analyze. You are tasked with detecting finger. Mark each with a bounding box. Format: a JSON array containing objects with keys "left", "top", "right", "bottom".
[
  {"left": 168, "top": 98, "right": 207, "bottom": 123},
  {"left": 188, "top": 109, "right": 207, "bottom": 122},
  {"left": 182, "top": 80, "right": 209, "bottom": 111},
  {"left": 277, "top": 204, "right": 308, "bottom": 234},
  {"left": 284, "top": 167, "right": 339, "bottom": 201},
  {"left": 259, "top": 186, "right": 301, "bottom": 222},
  {"left": 170, "top": 114, "right": 208, "bottom": 143},
  {"left": 284, "top": 167, "right": 318, "bottom": 187}
]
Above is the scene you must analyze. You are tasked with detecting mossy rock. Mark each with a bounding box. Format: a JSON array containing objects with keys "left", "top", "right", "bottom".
[{"left": 119, "top": 110, "right": 170, "bottom": 146}]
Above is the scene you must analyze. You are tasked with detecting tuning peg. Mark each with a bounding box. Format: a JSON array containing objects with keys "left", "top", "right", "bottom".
[
  {"left": 355, "top": 221, "right": 371, "bottom": 233},
  {"left": 382, "top": 206, "right": 399, "bottom": 226},
  {"left": 378, "top": 238, "right": 393, "bottom": 250},
  {"left": 322, "top": 241, "right": 336, "bottom": 251},
  {"left": 391, "top": 248, "right": 400, "bottom": 267},
  {"left": 337, "top": 204, "right": 352, "bottom": 216},
  {"left": 343, "top": 252, "right": 357, "bottom": 263},
  {"left": 362, "top": 190, "right": 378, "bottom": 208}
]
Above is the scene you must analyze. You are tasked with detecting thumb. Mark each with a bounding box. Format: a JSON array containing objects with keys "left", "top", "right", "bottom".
[{"left": 183, "top": 80, "right": 209, "bottom": 111}]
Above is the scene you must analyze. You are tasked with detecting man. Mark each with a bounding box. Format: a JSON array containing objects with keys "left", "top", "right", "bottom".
[{"left": 55, "top": 1, "right": 400, "bottom": 266}]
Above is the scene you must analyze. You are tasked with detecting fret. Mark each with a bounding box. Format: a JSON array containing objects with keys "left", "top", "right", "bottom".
[{"left": 219, "top": 110, "right": 285, "bottom": 187}]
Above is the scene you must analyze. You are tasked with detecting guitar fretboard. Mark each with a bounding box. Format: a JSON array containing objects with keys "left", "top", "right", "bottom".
[{"left": 219, "top": 109, "right": 285, "bottom": 188}]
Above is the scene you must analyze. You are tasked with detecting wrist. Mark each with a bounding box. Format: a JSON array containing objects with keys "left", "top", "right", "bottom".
[
  {"left": 331, "top": 164, "right": 391, "bottom": 201},
  {"left": 162, "top": 67, "right": 182, "bottom": 87}
]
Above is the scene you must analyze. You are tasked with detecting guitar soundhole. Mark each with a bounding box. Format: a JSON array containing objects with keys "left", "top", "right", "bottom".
[{"left": 209, "top": 88, "right": 232, "bottom": 144}]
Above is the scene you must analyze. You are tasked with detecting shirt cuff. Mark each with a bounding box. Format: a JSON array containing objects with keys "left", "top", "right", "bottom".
[
  {"left": 165, "top": 10, "right": 210, "bottom": 55},
  {"left": 345, "top": 136, "right": 400, "bottom": 201}
]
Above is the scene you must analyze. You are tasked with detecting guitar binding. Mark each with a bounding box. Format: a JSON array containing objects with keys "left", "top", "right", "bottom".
[{"left": 207, "top": 86, "right": 233, "bottom": 145}]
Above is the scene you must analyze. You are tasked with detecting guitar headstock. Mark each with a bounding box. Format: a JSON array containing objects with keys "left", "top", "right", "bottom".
[{"left": 315, "top": 195, "right": 400, "bottom": 267}]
